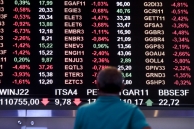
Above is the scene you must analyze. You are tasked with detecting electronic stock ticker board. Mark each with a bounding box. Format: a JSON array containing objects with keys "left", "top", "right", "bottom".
[{"left": 0, "top": 0, "right": 193, "bottom": 109}]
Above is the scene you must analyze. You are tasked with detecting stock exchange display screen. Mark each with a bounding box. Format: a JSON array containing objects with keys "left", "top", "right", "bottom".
[{"left": 0, "top": 0, "right": 193, "bottom": 110}]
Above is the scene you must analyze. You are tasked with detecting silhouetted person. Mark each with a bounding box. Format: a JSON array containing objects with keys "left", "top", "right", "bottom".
[{"left": 74, "top": 66, "right": 151, "bottom": 129}]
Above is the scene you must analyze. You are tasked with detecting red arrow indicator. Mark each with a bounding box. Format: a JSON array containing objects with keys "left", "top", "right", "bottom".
[
  {"left": 73, "top": 98, "right": 81, "bottom": 106},
  {"left": 41, "top": 98, "right": 49, "bottom": 106}
]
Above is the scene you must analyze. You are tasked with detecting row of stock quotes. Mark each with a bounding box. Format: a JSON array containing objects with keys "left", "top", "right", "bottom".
[{"left": 0, "top": 0, "right": 193, "bottom": 109}]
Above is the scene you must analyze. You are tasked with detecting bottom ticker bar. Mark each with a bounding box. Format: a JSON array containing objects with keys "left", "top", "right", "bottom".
[{"left": 0, "top": 98, "right": 193, "bottom": 110}]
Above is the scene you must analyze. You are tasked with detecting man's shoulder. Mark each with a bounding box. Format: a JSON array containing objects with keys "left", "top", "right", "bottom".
[
  {"left": 124, "top": 102, "right": 137, "bottom": 108},
  {"left": 78, "top": 102, "right": 96, "bottom": 110},
  {"left": 120, "top": 102, "right": 138, "bottom": 111},
  {"left": 76, "top": 103, "right": 96, "bottom": 115},
  {"left": 78, "top": 101, "right": 137, "bottom": 111}
]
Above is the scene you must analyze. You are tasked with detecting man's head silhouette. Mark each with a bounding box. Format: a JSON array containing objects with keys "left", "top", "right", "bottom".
[{"left": 96, "top": 66, "right": 124, "bottom": 94}]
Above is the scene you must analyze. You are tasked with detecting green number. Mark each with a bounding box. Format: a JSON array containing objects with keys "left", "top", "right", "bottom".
[
  {"left": 39, "top": 1, "right": 53, "bottom": 5},
  {"left": 93, "top": 44, "right": 109, "bottom": 49},
  {"left": 122, "top": 73, "right": 132, "bottom": 78},
  {"left": 117, "top": 9, "right": 130, "bottom": 14},
  {"left": 39, "top": 43, "right": 53, "bottom": 49},
  {"left": 41, "top": 57, "right": 53, "bottom": 63},
  {"left": 120, "top": 58, "right": 131, "bottom": 63},
  {"left": 39, "top": 22, "right": 53, "bottom": 27},
  {"left": 15, "top": 0, "right": 30, "bottom": 5}
]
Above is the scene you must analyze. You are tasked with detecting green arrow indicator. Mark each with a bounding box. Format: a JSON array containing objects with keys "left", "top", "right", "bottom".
[{"left": 145, "top": 99, "right": 153, "bottom": 106}]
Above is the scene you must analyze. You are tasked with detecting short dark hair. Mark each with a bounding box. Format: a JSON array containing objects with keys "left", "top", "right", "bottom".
[{"left": 97, "top": 66, "right": 123, "bottom": 93}]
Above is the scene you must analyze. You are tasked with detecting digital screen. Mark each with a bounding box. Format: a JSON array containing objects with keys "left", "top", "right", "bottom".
[{"left": 0, "top": 0, "right": 193, "bottom": 110}]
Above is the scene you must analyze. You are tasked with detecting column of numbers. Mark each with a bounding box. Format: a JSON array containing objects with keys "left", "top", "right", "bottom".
[
  {"left": 91, "top": 1, "right": 110, "bottom": 84},
  {"left": 116, "top": 1, "right": 132, "bottom": 85},
  {"left": 12, "top": 0, "right": 31, "bottom": 85},
  {"left": 171, "top": 1, "right": 191, "bottom": 86},
  {"left": 38, "top": 0, "right": 54, "bottom": 85}
]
